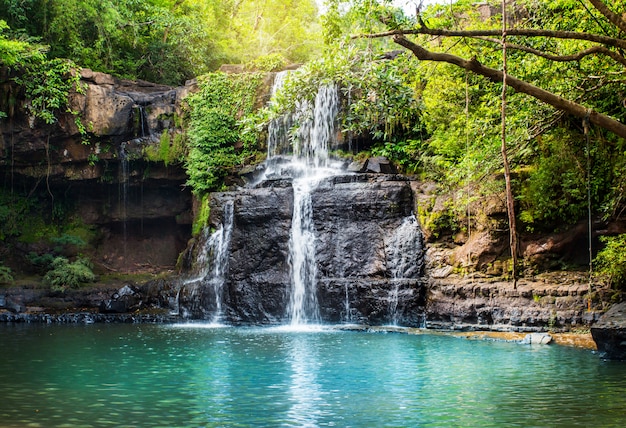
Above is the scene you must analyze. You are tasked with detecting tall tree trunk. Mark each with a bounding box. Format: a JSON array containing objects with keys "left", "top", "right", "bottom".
[{"left": 501, "top": 0, "right": 518, "bottom": 285}]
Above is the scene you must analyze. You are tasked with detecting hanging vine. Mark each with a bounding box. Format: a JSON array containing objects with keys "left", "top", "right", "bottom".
[{"left": 500, "top": 0, "right": 518, "bottom": 284}]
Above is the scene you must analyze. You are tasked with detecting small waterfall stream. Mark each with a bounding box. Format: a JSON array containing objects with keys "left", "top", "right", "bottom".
[
  {"left": 118, "top": 142, "right": 129, "bottom": 259},
  {"left": 206, "top": 201, "right": 234, "bottom": 323},
  {"left": 385, "top": 215, "right": 423, "bottom": 325},
  {"left": 180, "top": 200, "right": 234, "bottom": 322}
]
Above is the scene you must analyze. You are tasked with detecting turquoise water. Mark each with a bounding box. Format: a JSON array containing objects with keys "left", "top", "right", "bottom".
[{"left": 0, "top": 324, "right": 625, "bottom": 427}]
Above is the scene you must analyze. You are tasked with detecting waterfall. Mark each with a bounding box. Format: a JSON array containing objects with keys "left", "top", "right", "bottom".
[
  {"left": 386, "top": 215, "right": 423, "bottom": 325},
  {"left": 118, "top": 142, "right": 129, "bottom": 258},
  {"left": 287, "top": 179, "right": 321, "bottom": 325},
  {"left": 206, "top": 201, "right": 234, "bottom": 323},
  {"left": 280, "top": 84, "right": 340, "bottom": 326},
  {"left": 266, "top": 71, "right": 293, "bottom": 160},
  {"left": 180, "top": 201, "right": 234, "bottom": 322}
]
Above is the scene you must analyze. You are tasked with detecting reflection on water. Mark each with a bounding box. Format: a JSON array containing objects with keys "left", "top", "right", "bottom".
[
  {"left": 0, "top": 323, "right": 625, "bottom": 427},
  {"left": 287, "top": 334, "right": 323, "bottom": 427}
]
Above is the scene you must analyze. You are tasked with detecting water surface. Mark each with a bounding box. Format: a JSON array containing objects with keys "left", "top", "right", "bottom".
[{"left": 0, "top": 324, "right": 624, "bottom": 427}]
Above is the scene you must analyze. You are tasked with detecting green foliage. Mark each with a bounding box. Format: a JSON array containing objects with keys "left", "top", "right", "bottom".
[
  {"left": 0, "top": 191, "right": 34, "bottom": 241},
  {"left": 0, "top": 1, "right": 322, "bottom": 85},
  {"left": 51, "top": 233, "right": 86, "bottom": 252},
  {"left": 595, "top": 234, "right": 626, "bottom": 290},
  {"left": 1, "top": 20, "right": 85, "bottom": 127},
  {"left": 518, "top": 130, "right": 612, "bottom": 230},
  {"left": 44, "top": 256, "right": 95, "bottom": 292},
  {"left": 0, "top": 262, "right": 13, "bottom": 284},
  {"left": 143, "top": 130, "right": 186, "bottom": 166},
  {"left": 192, "top": 193, "right": 211, "bottom": 237},
  {"left": 27, "top": 252, "right": 56, "bottom": 273},
  {"left": 267, "top": 44, "right": 425, "bottom": 166},
  {"left": 184, "top": 71, "right": 265, "bottom": 194},
  {"left": 417, "top": 198, "right": 459, "bottom": 239},
  {"left": 12, "top": 57, "right": 83, "bottom": 125},
  {"left": 0, "top": 19, "right": 46, "bottom": 66},
  {"left": 246, "top": 54, "right": 288, "bottom": 72}
]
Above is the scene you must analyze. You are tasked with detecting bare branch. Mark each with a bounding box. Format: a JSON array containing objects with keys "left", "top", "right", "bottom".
[
  {"left": 477, "top": 37, "right": 626, "bottom": 67},
  {"left": 393, "top": 35, "right": 626, "bottom": 139},
  {"left": 358, "top": 27, "right": 626, "bottom": 50},
  {"left": 588, "top": 0, "right": 626, "bottom": 35}
]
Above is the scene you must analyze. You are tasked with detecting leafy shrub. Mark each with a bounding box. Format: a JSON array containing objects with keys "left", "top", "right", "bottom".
[
  {"left": 185, "top": 72, "right": 265, "bottom": 194},
  {"left": 595, "top": 234, "right": 626, "bottom": 290},
  {"left": 0, "top": 262, "right": 13, "bottom": 284},
  {"left": 246, "top": 53, "right": 287, "bottom": 72},
  {"left": 44, "top": 256, "right": 95, "bottom": 292}
]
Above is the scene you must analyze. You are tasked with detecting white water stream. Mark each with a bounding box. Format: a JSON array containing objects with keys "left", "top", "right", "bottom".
[
  {"left": 180, "top": 200, "right": 234, "bottom": 323},
  {"left": 385, "top": 215, "right": 422, "bottom": 325},
  {"left": 265, "top": 76, "right": 341, "bottom": 326}
]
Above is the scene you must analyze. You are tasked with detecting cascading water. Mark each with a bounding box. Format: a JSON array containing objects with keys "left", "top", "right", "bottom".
[
  {"left": 266, "top": 71, "right": 292, "bottom": 161},
  {"left": 180, "top": 73, "right": 426, "bottom": 327},
  {"left": 385, "top": 215, "right": 423, "bottom": 325},
  {"left": 272, "top": 83, "right": 341, "bottom": 326},
  {"left": 118, "top": 143, "right": 129, "bottom": 258},
  {"left": 206, "top": 200, "right": 234, "bottom": 323},
  {"left": 288, "top": 179, "right": 321, "bottom": 325},
  {"left": 180, "top": 201, "right": 234, "bottom": 322}
]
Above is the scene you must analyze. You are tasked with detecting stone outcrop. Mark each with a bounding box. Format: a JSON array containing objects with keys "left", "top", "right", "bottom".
[
  {"left": 425, "top": 273, "right": 603, "bottom": 331},
  {"left": 0, "top": 68, "right": 194, "bottom": 273},
  {"left": 176, "top": 173, "right": 427, "bottom": 326},
  {"left": 591, "top": 302, "right": 626, "bottom": 360}
]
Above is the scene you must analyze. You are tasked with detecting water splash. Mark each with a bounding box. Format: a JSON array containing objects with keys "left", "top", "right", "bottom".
[{"left": 385, "top": 215, "right": 423, "bottom": 325}]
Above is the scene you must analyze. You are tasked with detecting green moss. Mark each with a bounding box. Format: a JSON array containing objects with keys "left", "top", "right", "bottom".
[{"left": 192, "top": 194, "right": 211, "bottom": 237}]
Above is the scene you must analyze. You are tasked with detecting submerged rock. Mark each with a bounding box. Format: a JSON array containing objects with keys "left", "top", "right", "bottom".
[{"left": 520, "top": 332, "right": 552, "bottom": 345}]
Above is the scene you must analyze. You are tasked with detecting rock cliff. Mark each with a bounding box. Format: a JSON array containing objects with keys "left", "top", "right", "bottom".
[
  {"left": 176, "top": 173, "right": 426, "bottom": 326},
  {"left": 0, "top": 68, "right": 194, "bottom": 273}
]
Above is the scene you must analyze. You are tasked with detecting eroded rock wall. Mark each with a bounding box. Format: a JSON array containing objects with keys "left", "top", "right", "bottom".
[
  {"left": 177, "top": 174, "right": 427, "bottom": 326},
  {"left": 0, "top": 69, "right": 194, "bottom": 273}
]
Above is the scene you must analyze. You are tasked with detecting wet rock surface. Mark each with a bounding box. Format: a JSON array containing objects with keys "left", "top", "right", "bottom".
[
  {"left": 425, "top": 273, "right": 603, "bottom": 332},
  {"left": 177, "top": 173, "right": 427, "bottom": 326},
  {"left": 591, "top": 302, "right": 626, "bottom": 360}
]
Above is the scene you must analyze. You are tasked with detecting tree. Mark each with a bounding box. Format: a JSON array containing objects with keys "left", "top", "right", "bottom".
[{"left": 363, "top": 0, "right": 626, "bottom": 138}]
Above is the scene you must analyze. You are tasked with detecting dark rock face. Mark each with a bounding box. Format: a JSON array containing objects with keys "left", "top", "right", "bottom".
[
  {"left": 0, "top": 69, "right": 193, "bottom": 273},
  {"left": 177, "top": 174, "right": 427, "bottom": 326},
  {"left": 591, "top": 302, "right": 626, "bottom": 360}
]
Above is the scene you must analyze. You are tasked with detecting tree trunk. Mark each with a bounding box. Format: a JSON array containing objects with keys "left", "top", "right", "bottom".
[{"left": 501, "top": 0, "right": 518, "bottom": 284}]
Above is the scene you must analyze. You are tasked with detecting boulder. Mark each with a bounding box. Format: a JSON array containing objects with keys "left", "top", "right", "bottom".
[
  {"left": 520, "top": 332, "right": 552, "bottom": 345},
  {"left": 591, "top": 302, "right": 626, "bottom": 360},
  {"left": 364, "top": 156, "right": 397, "bottom": 174},
  {"left": 99, "top": 284, "right": 143, "bottom": 313}
]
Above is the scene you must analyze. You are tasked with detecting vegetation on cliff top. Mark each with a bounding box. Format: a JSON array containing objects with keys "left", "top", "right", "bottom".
[{"left": 0, "top": 0, "right": 321, "bottom": 86}]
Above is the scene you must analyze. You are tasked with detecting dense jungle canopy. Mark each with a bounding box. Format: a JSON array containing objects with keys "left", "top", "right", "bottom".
[{"left": 2, "top": 0, "right": 626, "bottom": 286}]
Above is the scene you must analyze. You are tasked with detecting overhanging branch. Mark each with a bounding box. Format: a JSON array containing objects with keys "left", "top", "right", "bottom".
[
  {"left": 393, "top": 35, "right": 626, "bottom": 139},
  {"left": 359, "top": 27, "right": 626, "bottom": 50},
  {"left": 589, "top": 0, "right": 626, "bottom": 35},
  {"left": 477, "top": 37, "right": 626, "bottom": 67}
]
